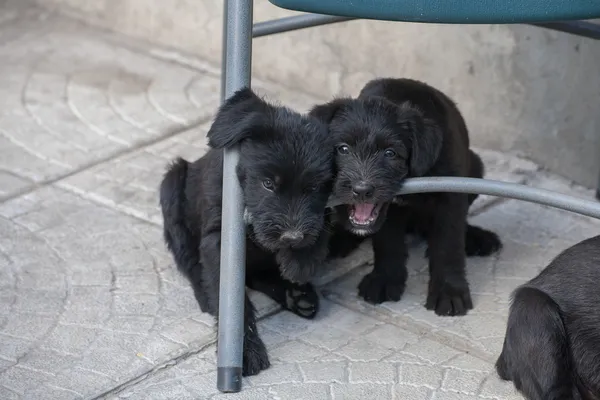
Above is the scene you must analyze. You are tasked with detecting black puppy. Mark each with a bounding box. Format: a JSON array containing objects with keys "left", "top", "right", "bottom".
[
  {"left": 312, "top": 78, "right": 502, "bottom": 316},
  {"left": 496, "top": 235, "right": 600, "bottom": 400},
  {"left": 159, "top": 88, "right": 334, "bottom": 376}
]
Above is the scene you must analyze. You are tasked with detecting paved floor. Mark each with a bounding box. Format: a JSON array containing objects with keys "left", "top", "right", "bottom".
[{"left": 1, "top": 4, "right": 599, "bottom": 400}]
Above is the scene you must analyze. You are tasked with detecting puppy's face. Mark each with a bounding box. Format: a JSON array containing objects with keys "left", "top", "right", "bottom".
[
  {"left": 237, "top": 131, "right": 333, "bottom": 252},
  {"left": 208, "top": 88, "right": 334, "bottom": 252},
  {"left": 311, "top": 97, "right": 442, "bottom": 236}
]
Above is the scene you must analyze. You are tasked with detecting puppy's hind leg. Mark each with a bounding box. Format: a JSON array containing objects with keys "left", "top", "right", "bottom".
[
  {"left": 496, "top": 286, "right": 579, "bottom": 400},
  {"left": 464, "top": 150, "right": 503, "bottom": 257},
  {"left": 247, "top": 268, "right": 319, "bottom": 319},
  {"left": 464, "top": 225, "right": 502, "bottom": 257},
  {"left": 159, "top": 158, "right": 208, "bottom": 311}
]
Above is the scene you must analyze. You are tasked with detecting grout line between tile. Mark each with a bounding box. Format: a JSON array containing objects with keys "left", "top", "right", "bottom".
[
  {"left": 0, "top": 116, "right": 211, "bottom": 205},
  {"left": 92, "top": 306, "right": 284, "bottom": 399}
]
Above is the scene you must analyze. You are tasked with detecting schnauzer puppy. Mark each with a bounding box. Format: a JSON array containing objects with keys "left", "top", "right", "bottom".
[
  {"left": 311, "top": 78, "right": 502, "bottom": 316},
  {"left": 496, "top": 235, "right": 600, "bottom": 400},
  {"left": 159, "top": 88, "right": 335, "bottom": 376}
]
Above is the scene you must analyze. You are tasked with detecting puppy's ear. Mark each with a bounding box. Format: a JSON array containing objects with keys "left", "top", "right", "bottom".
[
  {"left": 207, "top": 88, "right": 270, "bottom": 149},
  {"left": 309, "top": 98, "right": 351, "bottom": 124},
  {"left": 398, "top": 103, "right": 443, "bottom": 176}
]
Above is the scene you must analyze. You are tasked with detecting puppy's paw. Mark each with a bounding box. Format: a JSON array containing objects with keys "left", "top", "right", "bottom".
[
  {"left": 465, "top": 225, "right": 502, "bottom": 257},
  {"left": 285, "top": 283, "right": 319, "bottom": 319},
  {"left": 358, "top": 272, "right": 405, "bottom": 304},
  {"left": 426, "top": 280, "right": 473, "bottom": 316},
  {"left": 242, "top": 334, "right": 270, "bottom": 377}
]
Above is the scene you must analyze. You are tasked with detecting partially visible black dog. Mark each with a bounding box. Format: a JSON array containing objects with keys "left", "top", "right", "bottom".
[
  {"left": 496, "top": 235, "right": 600, "bottom": 400},
  {"left": 311, "top": 78, "right": 502, "bottom": 316},
  {"left": 159, "top": 88, "right": 335, "bottom": 376}
]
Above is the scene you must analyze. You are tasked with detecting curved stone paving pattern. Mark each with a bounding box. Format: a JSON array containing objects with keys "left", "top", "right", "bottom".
[
  {"left": 114, "top": 301, "right": 523, "bottom": 400},
  {"left": 1, "top": 6, "right": 599, "bottom": 399},
  {"left": 0, "top": 11, "right": 320, "bottom": 201},
  {"left": 0, "top": 184, "right": 374, "bottom": 399},
  {"left": 0, "top": 187, "right": 211, "bottom": 399}
]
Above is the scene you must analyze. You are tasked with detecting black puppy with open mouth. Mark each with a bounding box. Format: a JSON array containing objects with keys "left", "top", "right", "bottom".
[
  {"left": 311, "top": 78, "right": 502, "bottom": 316},
  {"left": 159, "top": 88, "right": 335, "bottom": 376}
]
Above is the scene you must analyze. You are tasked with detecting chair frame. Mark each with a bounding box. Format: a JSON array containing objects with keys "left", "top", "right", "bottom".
[{"left": 216, "top": 0, "right": 600, "bottom": 392}]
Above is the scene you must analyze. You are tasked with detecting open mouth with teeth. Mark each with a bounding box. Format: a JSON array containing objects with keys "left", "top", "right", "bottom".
[{"left": 348, "top": 203, "right": 384, "bottom": 227}]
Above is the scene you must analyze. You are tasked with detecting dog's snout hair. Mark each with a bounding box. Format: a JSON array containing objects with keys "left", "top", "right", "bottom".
[
  {"left": 279, "top": 230, "right": 304, "bottom": 247},
  {"left": 250, "top": 194, "right": 328, "bottom": 250}
]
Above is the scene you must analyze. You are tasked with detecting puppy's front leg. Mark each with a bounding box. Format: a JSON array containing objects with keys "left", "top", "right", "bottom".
[
  {"left": 200, "top": 232, "right": 270, "bottom": 376},
  {"left": 358, "top": 207, "right": 409, "bottom": 304},
  {"left": 247, "top": 269, "right": 320, "bottom": 319},
  {"left": 425, "top": 193, "right": 472, "bottom": 316}
]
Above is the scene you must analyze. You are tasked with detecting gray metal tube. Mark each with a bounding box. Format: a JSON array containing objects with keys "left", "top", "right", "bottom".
[
  {"left": 253, "top": 14, "right": 353, "bottom": 37},
  {"left": 220, "top": 0, "right": 228, "bottom": 102},
  {"left": 328, "top": 177, "right": 600, "bottom": 219},
  {"left": 217, "top": 0, "right": 253, "bottom": 393}
]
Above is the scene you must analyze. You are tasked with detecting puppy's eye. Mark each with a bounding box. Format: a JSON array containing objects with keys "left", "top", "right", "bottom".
[
  {"left": 384, "top": 149, "right": 397, "bottom": 158},
  {"left": 308, "top": 184, "right": 320, "bottom": 193},
  {"left": 262, "top": 179, "right": 275, "bottom": 191},
  {"left": 337, "top": 144, "right": 350, "bottom": 155}
]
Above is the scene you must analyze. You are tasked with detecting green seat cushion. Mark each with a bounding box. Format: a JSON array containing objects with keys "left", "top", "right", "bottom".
[{"left": 269, "top": 0, "right": 600, "bottom": 24}]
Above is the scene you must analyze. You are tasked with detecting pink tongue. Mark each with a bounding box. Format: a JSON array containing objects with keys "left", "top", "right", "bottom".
[{"left": 353, "top": 203, "right": 375, "bottom": 222}]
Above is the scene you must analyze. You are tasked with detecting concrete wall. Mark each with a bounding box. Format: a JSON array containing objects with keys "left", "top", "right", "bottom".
[{"left": 37, "top": 0, "right": 600, "bottom": 188}]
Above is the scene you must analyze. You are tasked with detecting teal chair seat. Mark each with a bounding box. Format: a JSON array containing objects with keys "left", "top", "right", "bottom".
[{"left": 270, "top": 0, "right": 600, "bottom": 24}]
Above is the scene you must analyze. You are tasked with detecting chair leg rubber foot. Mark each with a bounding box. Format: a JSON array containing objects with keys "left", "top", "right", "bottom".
[{"left": 217, "top": 367, "right": 243, "bottom": 393}]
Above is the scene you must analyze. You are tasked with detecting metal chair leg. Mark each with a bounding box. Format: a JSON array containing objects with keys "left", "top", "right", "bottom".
[
  {"left": 220, "top": 0, "right": 228, "bottom": 102},
  {"left": 217, "top": 0, "right": 253, "bottom": 393}
]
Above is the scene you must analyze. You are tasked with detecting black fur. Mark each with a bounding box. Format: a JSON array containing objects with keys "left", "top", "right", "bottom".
[
  {"left": 496, "top": 235, "right": 600, "bottom": 400},
  {"left": 159, "top": 88, "right": 335, "bottom": 376},
  {"left": 312, "top": 78, "right": 502, "bottom": 316}
]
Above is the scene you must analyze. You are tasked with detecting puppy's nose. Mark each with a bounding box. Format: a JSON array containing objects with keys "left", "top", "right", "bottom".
[
  {"left": 280, "top": 231, "right": 304, "bottom": 246},
  {"left": 352, "top": 182, "right": 374, "bottom": 199}
]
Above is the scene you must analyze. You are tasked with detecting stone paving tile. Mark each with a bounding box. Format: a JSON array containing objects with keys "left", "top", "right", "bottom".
[
  {"left": 0, "top": 186, "right": 220, "bottom": 398},
  {"left": 0, "top": 11, "right": 320, "bottom": 201},
  {"left": 0, "top": 0, "right": 35, "bottom": 27},
  {"left": 112, "top": 300, "right": 522, "bottom": 399},
  {"left": 322, "top": 195, "right": 600, "bottom": 363},
  {"left": 0, "top": 13, "right": 209, "bottom": 199},
  {"left": 467, "top": 148, "right": 538, "bottom": 215}
]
